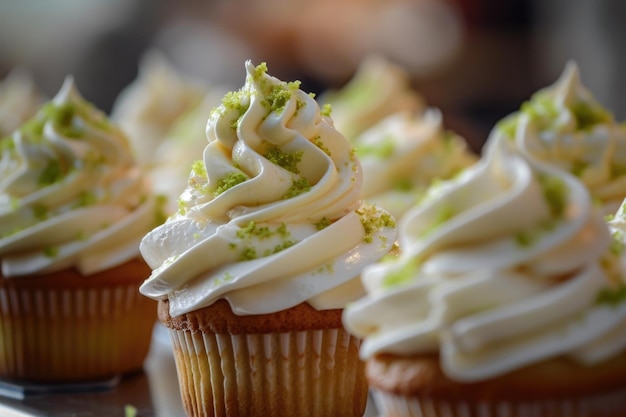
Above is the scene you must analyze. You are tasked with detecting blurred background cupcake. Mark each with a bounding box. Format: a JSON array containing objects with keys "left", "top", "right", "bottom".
[{"left": 0, "top": 77, "right": 161, "bottom": 383}]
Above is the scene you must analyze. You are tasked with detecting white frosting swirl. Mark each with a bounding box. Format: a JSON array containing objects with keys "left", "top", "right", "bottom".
[
  {"left": 356, "top": 108, "right": 476, "bottom": 220},
  {"left": 140, "top": 61, "right": 397, "bottom": 317},
  {"left": 111, "top": 50, "right": 207, "bottom": 166},
  {"left": 320, "top": 55, "right": 424, "bottom": 141},
  {"left": 344, "top": 136, "right": 626, "bottom": 382},
  {"left": 0, "top": 68, "right": 44, "bottom": 137},
  {"left": 490, "top": 61, "right": 626, "bottom": 215},
  {"left": 0, "top": 77, "right": 157, "bottom": 277}
]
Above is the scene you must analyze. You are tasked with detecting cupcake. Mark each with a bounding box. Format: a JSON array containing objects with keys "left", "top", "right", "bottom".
[
  {"left": 490, "top": 61, "right": 626, "bottom": 215},
  {"left": 343, "top": 136, "right": 626, "bottom": 416},
  {"left": 0, "top": 77, "right": 161, "bottom": 382},
  {"left": 320, "top": 54, "right": 424, "bottom": 141},
  {"left": 139, "top": 61, "right": 397, "bottom": 417},
  {"left": 0, "top": 68, "right": 44, "bottom": 137},
  {"left": 355, "top": 108, "right": 476, "bottom": 221},
  {"left": 110, "top": 49, "right": 207, "bottom": 167}
]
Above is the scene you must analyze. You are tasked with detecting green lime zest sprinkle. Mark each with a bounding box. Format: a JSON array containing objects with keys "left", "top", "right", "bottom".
[
  {"left": 393, "top": 178, "right": 413, "bottom": 192},
  {"left": 315, "top": 217, "right": 332, "bottom": 230},
  {"left": 263, "top": 240, "right": 297, "bottom": 256},
  {"left": 570, "top": 101, "right": 612, "bottom": 131},
  {"left": 236, "top": 221, "right": 273, "bottom": 239},
  {"left": 312, "top": 136, "right": 331, "bottom": 156},
  {"left": 191, "top": 160, "right": 207, "bottom": 179},
  {"left": 240, "top": 246, "right": 257, "bottom": 260},
  {"left": 265, "top": 147, "right": 303, "bottom": 174},
  {"left": 321, "top": 103, "right": 332, "bottom": 117},
  {"left": 356, "top": 136, "right": 395, "bottom": 159},
  {"left": 382, "top": 260, "right": 419, "bottom": 289},
  {"left": 124, "top": 405, "right": 138, "bottom": 417},
  {"left": 38, "top": 160, "right": 65, "bottom": 186},
  {"left": 610, "top": 230, "right": 625, "bottom": 255},
  {"left": 76, "top": 191, "right": 97, "bottom": 207},
  {"left": 595, "top": 285, "right": 626, "bottom": 307},
  {"left": 32, "top": 204, "right": 49, "bottom": 221},
  {"left": 537, "top": 173, "right": 568, "bottom": 218},
  {"left": 419, "top": 204, "right": 456, "bottom": 239},
  {"left": 43, "top": 246, "right": 59, "bottom": 258},
  {"left": 515, "top": 231, "right": 535, "bottom": 247},
  {"left": 283, "top": 177, "right": 311, "bottom": 199},
  {"left": 214, "top": 172, "right": 247, "bottom": 196},
  {"left": 356, "top": 205, "right": 396, "bottom": 243},
  {"left": 154, "top": 194, "right": 169, "bottom": 225}
]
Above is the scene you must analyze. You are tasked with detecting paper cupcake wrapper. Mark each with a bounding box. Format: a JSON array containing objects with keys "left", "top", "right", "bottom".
[
  {"left": 0, "top": 284, "right": 155, "bottom": 382},
  {"left": 371, "top": 386, "right": 626, "bottom": 417},
  {"left": 169, "top": 327, "right": 368, "bottom": 417}
]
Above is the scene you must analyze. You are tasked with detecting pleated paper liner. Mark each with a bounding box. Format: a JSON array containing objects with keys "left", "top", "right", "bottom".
[
  {"left": 168, "top": 327, "right": 368, "bottom": 417},
  {"left": 0, "top": 281, "right": 156, "bottom": 383},
  {"left": 371, "top": 387, "right": 626, "bottom": 417}
]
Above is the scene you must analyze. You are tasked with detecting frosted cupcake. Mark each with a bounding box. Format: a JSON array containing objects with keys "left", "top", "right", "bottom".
[
  {"left": 0, "top": 77, "right": 160, "bottom": 382},
  {"left": 320, "top": 54, "right": 424, "bottom": 141},
  {"left": 355, "top": 108, "right": 476, "bottom": 220},
  {"left": 139, "top": 61, "right": 397, "bottom": 417},
  {"left": 491, "top": 61, "right": 626, "bottom": 215},
  {"left": 344, "top": 136, "right": 626, "bottom": 416},
  {"left": 111, "top": 49, "right": 207, "bottom": 167},
  {"left": 0, "top": 68, "right": 44, "bottom": 136}
]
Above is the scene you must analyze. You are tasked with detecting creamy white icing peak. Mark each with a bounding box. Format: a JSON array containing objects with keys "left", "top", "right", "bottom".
[
  {"left": 0, "top": 76, "right": 157, "bottom": 277},
  {"left": 0, "top": 68, "right": 44, "bottom": 137},
  {"left": 344, "top": 136, "right": 626, "bottom": 382},
  {"left": 140, "top": 61, "right": 397, "bottom": 317},
  {"left": 490, "top": 61, "right": 624, "bottom": 214},
  {"left": 111, "top": 50, "right": 206, "bottom": 166},
  {"left": 320, "top": 55, "right": 424, "bottom": 141},
  {"left": 355, "top": 108, "right": 476, "bottom": 220}
]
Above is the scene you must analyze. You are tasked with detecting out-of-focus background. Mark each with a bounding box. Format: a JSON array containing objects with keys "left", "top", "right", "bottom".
[{"left": 1, "top": 0, "right": 625, "bottom": 152}]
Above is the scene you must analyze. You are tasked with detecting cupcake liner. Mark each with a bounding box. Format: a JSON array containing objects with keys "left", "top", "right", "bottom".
[
  {"left": 168, "top": 327, "right": 368, "bottom": 417},
  {"left": 0, "top": 284, "right": 155, "bottom": 382},
  {"left": 371, "top": 386, "right": 626, "bottom": 417}
]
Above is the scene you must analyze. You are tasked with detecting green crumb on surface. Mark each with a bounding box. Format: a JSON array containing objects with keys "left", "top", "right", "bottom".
[
  {"left": 382, "top": 260, "right": 418, "bottom": 289},
  {"left": 356, "top": 136, "right": 395, "bottom": 159},
  {"left": 570, "top": 101, "right": 612, "bottom": 130},
  {"left": 264, "top": 240, "right": 297, "bottom": 256},
  {"left": 610, "top": 230, "right": 625, "bottom": 255},
  {"left": 312, "top": 136, "right": 331, "bottom": 156},
  {"left": 515, "top": 231, "right": 535, "bottom": 247},
  {"left": 419, "top": 205, "right": 456, "bottom": 238},
  {"left": 571, "top": 159, "right": 589, "bottom": 177},
  {"left": 191, "top": 160, "right": 207, "bottom": 178},
  {"left": 537, "top": 173, "right": 568, "bottom": 218},
  {"left": 32, "top": 204, "right": 49, "bottom": 221},
  {"left": 321, "top": 103, "right": 332, "bottom": 117},
  {"left": 76, "top": 191, "right": 97, "bottom": 207},
  {"left": 595, "top": 285, "right": 626, "bottom": 307},
  {"left": 38, "top": 160, "right": 65, "bottom": 186},
  {"left": 315, "top": 217, "right": 332, "bottom": 230},
  {"left": 605, "top": 214, "right": 615, "bottom": 222},
  {"left": 214, "top": 172, "right": 247, "bottom": 196},
  {"left": 177, "top": 198, "right": 188, "bottom": 215},
  {"left": 241, "top": 246, "right": 257, "bottom": 260},
  {"left": 265, "top": 147, "right": 303, "bottom": 174},
  {"left": 236, "top": 221, "right": 274, "bottom": 240},
  {"left": 124, "top": 405, "right": 138, "bottom": 417},
  {"left": 43, "top": 246, "right": 59, "bottom": 258},
  {"left": 283, "top": 177, "right": 311, "bottom": 199},
  {"left": 393, "top": 178, "right": 413, "bottom": 192},
  {"left": 357, "top": 205, "right": 396, "bottom": 243}
]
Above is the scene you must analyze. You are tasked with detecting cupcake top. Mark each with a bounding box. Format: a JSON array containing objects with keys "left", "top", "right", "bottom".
[
  {"left": 0, "top": 68, "right": 45, "bottom": 137},
  {"left": 356, "top": 108, "right": 476, "bottom": 220},
  {"left": 320, "top": 55, "right": 424, "bottom": 141},
  {"left": 111, "top": 50, "right": 207, "bottom": 166},
  {"left": 0, "top": 77, "right": 159, "bottom": 277},
  {"left": 343, "top": 136, "right": 626, "bottom": 382},
  {"left": 139, "top": 61, "right": 397, "bottom": 317},
  {"left": 491, "top": 61, "right": 626, "bottom": 214}
]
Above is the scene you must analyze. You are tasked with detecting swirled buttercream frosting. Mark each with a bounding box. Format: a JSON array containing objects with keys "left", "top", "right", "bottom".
[
  {"left": 491, "top": 61, "right": 626, "bottom": 214},
  {"left": 0, "top": 68, "right": 44, "bottom": 137},
  {"left": 0, "top": 77, "right": 158, "bottom": 277},
  {"left": 344, "top": 136, "right": 626, "bottom": 382},
  {"left": 320, "top": 55, "right": 424, "bottom": 141},
  {"left": 355, "top": 108, "right": 476, "bottom": 220},
  {"left": 139, "top": 61, "right": 397, "bottom": 317}
]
